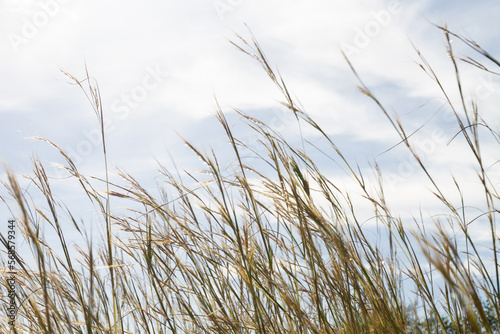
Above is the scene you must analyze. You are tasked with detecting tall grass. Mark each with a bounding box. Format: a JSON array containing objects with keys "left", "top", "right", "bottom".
[{"left": 1, "top": 24, "right": 499, "bottom": 333}]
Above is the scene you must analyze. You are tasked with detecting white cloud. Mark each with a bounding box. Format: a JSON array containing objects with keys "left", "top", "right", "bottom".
[{"left": 1, "top": 0, "right": 500, "bottom": 249}]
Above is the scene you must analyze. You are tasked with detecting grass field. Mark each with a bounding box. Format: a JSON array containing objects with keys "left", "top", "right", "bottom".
[{"left": 1, "top": 24, "right": 500, "bottom": 333}]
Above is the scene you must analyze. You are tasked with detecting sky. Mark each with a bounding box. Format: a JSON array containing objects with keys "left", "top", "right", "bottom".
[{"left": 1, "top": 0, "right": 500, "bottom": 253}]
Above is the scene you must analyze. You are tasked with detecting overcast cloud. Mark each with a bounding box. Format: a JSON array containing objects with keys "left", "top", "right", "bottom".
[{"left": 1, "top": 0, "right": 500, "bottom": 243}]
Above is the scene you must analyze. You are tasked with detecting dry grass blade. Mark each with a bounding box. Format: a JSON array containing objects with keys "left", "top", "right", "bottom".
[{"left": 0, "top": 24, "right": 499, "bottom": 333}]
